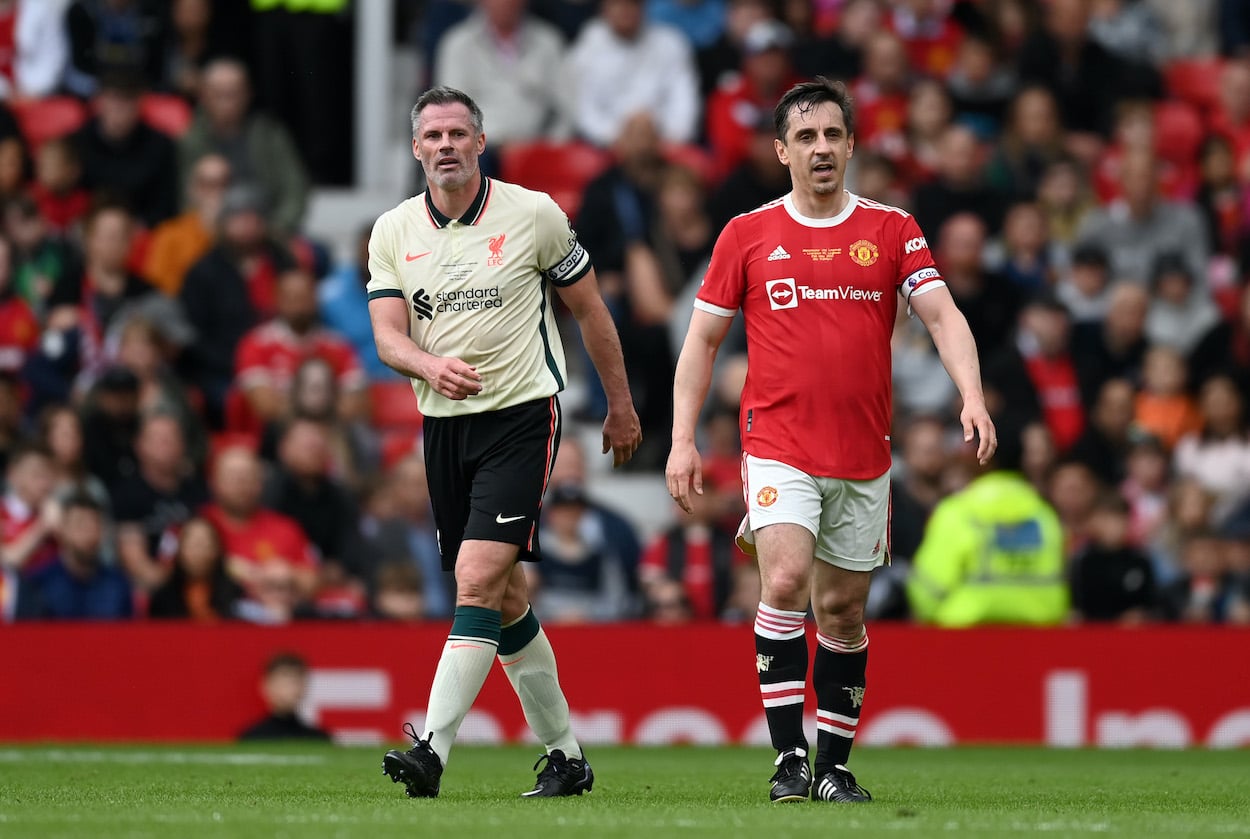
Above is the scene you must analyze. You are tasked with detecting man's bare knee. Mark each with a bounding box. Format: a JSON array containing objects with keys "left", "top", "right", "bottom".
[
  {"left": 812, "top": 566, "right": 870, "bottom": 637},
  {"left": 760, "top": 564, "right": 810, "bottom": 610}
]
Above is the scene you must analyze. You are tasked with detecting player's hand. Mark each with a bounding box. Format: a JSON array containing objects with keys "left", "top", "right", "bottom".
[
  {"left": 421, "top": 355, "right": 482, "bottom": 400},
  {"left": 664, "top": 439, "right": 703, "bottom": 515},
  {"left": 602, "top": 405, "right": 642, "bottom": 467},
  {"left": 961, "top": 399, "right": 997, "bottom": 465}
]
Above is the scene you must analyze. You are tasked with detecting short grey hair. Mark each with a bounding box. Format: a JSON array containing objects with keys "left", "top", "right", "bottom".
[{"left": 410, "top": 86, "right": 485, "bottom": 138}]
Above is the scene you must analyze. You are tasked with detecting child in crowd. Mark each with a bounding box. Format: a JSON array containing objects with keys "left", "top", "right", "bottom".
[
  {"left": 0, "top": 236, "right": 39, "bottom": 376},
  {"left": 3, "top": 195, "right": 80, "bottom": 317},
  {"left": 0, "top": 444, "right": 60, "bottom": 576},
  {"left": 1134, "top": 345, "right": 1203, "bottom": 450},
  {"left": 1159, "top": 530, "right": 1236, "bottom": 622},
  {"left": 1055, "top": 243, "right": 1112, "bottom": 325},
  {"left": 29, "top": 138, "right": 89, "bottom": 235},
  {"left": 1068, "top": 492, "right": 1156, "bottom": 623},
  {"left": 997, "top": 201, "right": 1052, "bottom": 292},
  {"left": 1121, "top": 433, "right": 1171, "bottom": 552}
]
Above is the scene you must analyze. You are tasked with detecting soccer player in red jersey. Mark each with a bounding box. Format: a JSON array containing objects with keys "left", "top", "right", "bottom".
[{"left": 667, "top": 77, "right": 996, "bottom": 803}]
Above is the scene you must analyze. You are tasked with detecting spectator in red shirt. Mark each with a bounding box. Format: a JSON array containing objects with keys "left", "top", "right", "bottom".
[
  {"left": 29, "top": 138, "right": 89, "bottom": 236},
  {"left": 852, "top": 31, "right": 912, "bottom": 155},
  {"left": 233, "top": 268, "right": 366, "bottom": 430},
  {"left": 705, "top": 20, "right": 801, "bottom": 181},
  {"left": 888, "top": 0, "right": 964, "bottom": 79},
  {"left": 985, "top": 292, "right": 1087, "bottom": 453},
  {"left": 0, "top": 443, "right": 60, "bottom": 577},
  {"left": 640, "top": 468, "right": 747, "bottom": 620},
  {"left": 263, "top": 418, "right": 365, "bottom": 618},
  {"left": 202, "top": 444, "right": 319, "bottom": 604},
  {"left": 1210, "top": 58, "right": 1250, "bottom": 165}
]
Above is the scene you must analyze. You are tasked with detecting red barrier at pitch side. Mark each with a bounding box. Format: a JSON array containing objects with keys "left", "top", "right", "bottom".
[{"left": 2, "top": 624, "right": 1248, "bottom": 747}]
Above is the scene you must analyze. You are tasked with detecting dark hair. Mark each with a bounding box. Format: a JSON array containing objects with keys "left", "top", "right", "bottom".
[
  {"left": 6, "top": 441, "right": 54, "bottom": 471},
  {"left": 4, "top": 193, "right": 41, "bottom": 221},
  {"left": 96, "top": 65, "right": 147, "bottom": 97},
  {"left": 774, "top": 76, "right": 855, "bottom": 141},
  {"left": 1071, "top": 242, "right": 1109, "bottom": 270},
  {"left": 411, "top": 86, "right": 484, "bottom": 138},
  {"left": 265, "top": 652, "right": 310, "bottom": 676},
  {"left": 61, "top": 491, "right": 103, "bottom": 515},
  {"left": 1148, "top": 252, "right": 1192, "bottom": 289}
]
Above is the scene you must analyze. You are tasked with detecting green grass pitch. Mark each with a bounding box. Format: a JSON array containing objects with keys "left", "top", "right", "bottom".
[{"left": 1, "top": 744, "right": 1247, "bottom": 839}]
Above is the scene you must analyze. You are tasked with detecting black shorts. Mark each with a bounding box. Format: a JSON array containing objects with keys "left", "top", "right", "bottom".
[{"left": 423, "top": 396, "right": 562, "bottom": 570}]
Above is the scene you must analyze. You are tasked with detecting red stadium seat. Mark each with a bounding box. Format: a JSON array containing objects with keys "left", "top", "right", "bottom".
[
  {"left": 499, "top": 141, "right": 612, "bottom": 221},
  {"left": 369, "top": 380, "right": 422, "bottom": 431},
  {"left": 10, "top": 96, "right": 88, "bottom": 151},
  {"left": 661, "top": 142, "right": 716, "bottom": 186},
  {"left": 139, "top": 93, "right": 193, "bottom": 137},
  {"left": 1164, "top": 58, "right": 1225, "bottom": 114},
  {"left": 380, "top": 429, "right": 419, "bottom": 468},
  {"left": 1153, "top": 100, "right": 1205, "bottom": 166}
]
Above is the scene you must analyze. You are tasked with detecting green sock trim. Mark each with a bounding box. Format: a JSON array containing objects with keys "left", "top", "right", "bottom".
[
  {"left": 450, "top": 606, "right": 502, "bottom": 644},
  {"left": 498, "top": 606, "right": 541, "bottom": 656}
]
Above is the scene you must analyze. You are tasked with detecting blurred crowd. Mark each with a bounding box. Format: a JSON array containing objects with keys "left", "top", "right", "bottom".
[{"left": 2, "top": 0, "right": 1250, "bottom": 628}]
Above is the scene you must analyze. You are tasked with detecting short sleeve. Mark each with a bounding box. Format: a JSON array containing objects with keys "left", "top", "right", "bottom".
[
  {"left": 896, "top": 213, "right": 945, "bottom": 304},
  {"left": 535, "top": 194, "right": 592, "bottom": 287},
  {"left": 366, "top": 211, "right": 404, "bottom": 301},
  {"left": 694, "top": 221, "right": 746, "bottom": 317}
]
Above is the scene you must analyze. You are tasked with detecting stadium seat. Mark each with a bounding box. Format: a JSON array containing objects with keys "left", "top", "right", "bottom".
[
  {"left": 499, "top": 141, "right": 612, "bottom": 221},
  {"left": 662, "top": 142, "right": 716, "bottom": 186},
  {"left": 11, "top": 96, "right": 88, "bottom": 151},
  {"left": 139, "top": 93, "right": 193, "bottom": 137},
  {"left": 1164, "top": 58, "right": 1225, "bottom": 114},
  {"left": 369, "top": 380, "right": 422, "bottom": 431},
  {"left": 1153, "top": 100, "right": 1205, "bottom": 166},
  {"left": 380, "top": 429, "right": 419, "bottom": 468}
]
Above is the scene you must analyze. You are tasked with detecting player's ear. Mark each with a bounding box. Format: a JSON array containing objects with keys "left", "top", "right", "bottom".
[
  {"left": 775, "top": 137, "right": 788, "bottom": 167},
  {"left": 411, "top": 137, "right": 420, "bottom": 160},
  {"left": 847, "top": 134, "right": 855, "bottom": 158}
]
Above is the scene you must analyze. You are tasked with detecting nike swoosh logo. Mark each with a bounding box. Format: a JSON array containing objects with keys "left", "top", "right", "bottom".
[
  {"left": 496, "top": 514, "right": 525, "bottom": 524},
  {"left": 405, "top": 251, "right": 432, "bottom": 262},
  {"left": 449, "top": 643, "right": 481, "bottom": 650},
  {"left": 500, "top": 656, "right": 526, "bottom": 667}
]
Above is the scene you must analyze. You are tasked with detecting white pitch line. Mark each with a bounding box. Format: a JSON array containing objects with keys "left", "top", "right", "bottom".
[{"left": 0, "top": 749, "right": 327, "bottom": 766}]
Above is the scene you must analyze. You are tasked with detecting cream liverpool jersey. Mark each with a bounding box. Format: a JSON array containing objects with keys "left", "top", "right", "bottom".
[{"left": 367, "top": 175, "right": 592, "bottom": 416}]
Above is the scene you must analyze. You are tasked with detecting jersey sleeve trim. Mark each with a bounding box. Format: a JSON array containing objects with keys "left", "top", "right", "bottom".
[
  {"left": 542, "top": 242, "right": 592, "bottom": 287},
  {"left": 907, "top": 280, "right": 946, "bottom": 299},
  {"left": 693, "top": 298, "right": 737, "bottom": 318},
  {"left": 367, "top": 288, "right": 405, "bottom": 301}
]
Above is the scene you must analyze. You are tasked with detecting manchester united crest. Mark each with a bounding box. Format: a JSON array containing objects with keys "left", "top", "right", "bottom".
[
  {"left": 756, "top": 486, "right": 778, "bottom": 507},
  {"left": 849, "top": 239, "right": 879, "bottom": 267}
]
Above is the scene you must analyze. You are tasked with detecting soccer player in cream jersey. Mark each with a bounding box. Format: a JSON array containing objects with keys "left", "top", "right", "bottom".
[
  {"left": 369, "top": 87, "right": 641, "bottom": 798},
  {"left": 667, "top": 78, "right": 997, "bottom": 803}
]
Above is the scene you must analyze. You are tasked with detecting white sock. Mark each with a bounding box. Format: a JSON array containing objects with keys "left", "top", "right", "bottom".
[
  {"left": 499, "top": 607, "right": 581, "bottom": 758},
  {"left": 422, "top": 606, "right": 501, "bottom": 766}
]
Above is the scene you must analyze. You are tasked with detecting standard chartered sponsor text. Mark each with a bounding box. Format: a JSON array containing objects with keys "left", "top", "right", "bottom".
[{"left": 435, "top": 286, "right": 503, "bottom": 312}]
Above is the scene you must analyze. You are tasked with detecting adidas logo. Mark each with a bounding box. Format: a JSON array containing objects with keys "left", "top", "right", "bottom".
[{"left": 767, "top": 245, "right": 791, "bottom": 261}]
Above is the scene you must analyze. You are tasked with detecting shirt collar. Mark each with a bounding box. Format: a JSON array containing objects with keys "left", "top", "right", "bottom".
[{"left": 425, "top": 174, "right": 492, "bottom": 228}]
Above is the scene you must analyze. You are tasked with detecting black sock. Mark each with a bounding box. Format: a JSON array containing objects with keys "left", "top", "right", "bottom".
[
  {"left": 754, "top": 603, "right": 809, "bottom": 753},
  {"left": 813, "top": 629, "right": 868, "bottom": 775}
]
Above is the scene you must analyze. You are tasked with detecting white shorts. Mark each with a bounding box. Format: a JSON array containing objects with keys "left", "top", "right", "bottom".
[{"left": 737, "top": 454, "right": 890, "bottom": 573}]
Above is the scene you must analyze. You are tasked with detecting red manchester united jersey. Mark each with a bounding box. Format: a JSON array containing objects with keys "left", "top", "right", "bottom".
[{"left": 696, "top": 192, "right": 945, "bottom": 479}]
